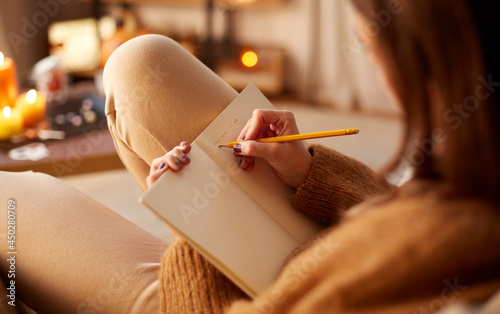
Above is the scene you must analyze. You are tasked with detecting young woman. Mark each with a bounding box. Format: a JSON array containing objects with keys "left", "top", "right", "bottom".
[{"left": 1, "top": 0, "right": 499, "bottom": 313}]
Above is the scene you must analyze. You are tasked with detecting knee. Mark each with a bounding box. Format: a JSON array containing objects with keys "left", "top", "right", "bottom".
[
  {"left": 103, "top": 34, "right": 197, "bottom": 128},
  {"left": 102, "top": 34, "right": 237, "bottom": 164},
  {"left": 103, "top": 35, "right": 177, "bottom": 141},
  {"left": 102, "top": 33, "right": 235, "bottom": 136},
  {"left": 103, "top": 34, "right": 190, "bottom": 104},
  {"left": 103, "top": 34, "right": 178, "bottom": 79}
]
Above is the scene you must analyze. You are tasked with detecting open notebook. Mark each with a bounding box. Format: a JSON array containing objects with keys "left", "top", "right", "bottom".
[{"left": 140, "top": 84, "right": 322, "bottom": 297}]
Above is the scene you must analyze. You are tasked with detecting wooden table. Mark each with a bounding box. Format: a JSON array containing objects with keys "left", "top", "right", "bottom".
[
  {"left": 0, "top": 128, "right": 123, "bottom": 177},
  {"left": 0, "top": 80, "right": 125, "bottom": 176}
]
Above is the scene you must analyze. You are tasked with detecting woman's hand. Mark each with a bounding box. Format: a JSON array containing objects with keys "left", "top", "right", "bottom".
[
  {"left": 146, "top": 141, "right": 191, "bottom": 189},
  {"left": 234, "top": 109, "right": 312, "bottom": 189}
]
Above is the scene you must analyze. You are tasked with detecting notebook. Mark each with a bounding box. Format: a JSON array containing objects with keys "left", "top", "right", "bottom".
[{"left": 140, "top": 84, "right": 322, "bottom": 297}]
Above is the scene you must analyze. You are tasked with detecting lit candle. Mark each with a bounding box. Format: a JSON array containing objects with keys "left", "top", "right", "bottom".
[
  {"left": 241, "top": 50, "right": 259, "bottom": 69},
  {"left": 0, "top": 106, "right": 23, "bottom": 140},
  {"left": 16, "top": 89, "right": 47, "bottom": 127},
  {"left": 0, "top": 52, "right": 19, "bottom": 109}
]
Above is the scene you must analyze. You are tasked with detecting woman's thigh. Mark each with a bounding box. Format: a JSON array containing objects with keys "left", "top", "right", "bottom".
[{"left": 0, "top": 171, "right": 168, "bottom": 313}]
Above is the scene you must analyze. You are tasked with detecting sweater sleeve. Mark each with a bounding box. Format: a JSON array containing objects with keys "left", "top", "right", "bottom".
[
  {"left": 290, "top": 144, "right": 391, "bottom": 225},
  {"left": 159, "top": 239, "right": 248, "bottom": 313},
  {"left": 226, "top": 194, "right": 500, "bottom": 314}
]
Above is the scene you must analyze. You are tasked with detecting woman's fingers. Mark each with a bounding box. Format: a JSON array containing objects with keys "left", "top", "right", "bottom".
[
  {"left": 161, "top": 144, "right": 191, "bottom": 171},
  {"left": 169, "top": 145, "right": 191, "bottom": 167},
  {"left": 146, "top": 142, "right": 192, "bottom": 189},
  {"left": 245, "top": 109, "right": 296, "bottom": 140},
  {"left": 237, "top": 110, "right": 298, "bottom": 145},
  {"left": 237, "top": 119, "right": 252, "bottom": 142},
  {"left": 235, "top": 140, "right": 312, "bottom": 188},
  {"left": 179, "top": 141, "right": 192, "bottom": 153},
  {"left": 239, "top": 156, "right": 255, "bottom": 171},
  {"left": 164, "top": 154, "right": 186, "bottom": 171}
]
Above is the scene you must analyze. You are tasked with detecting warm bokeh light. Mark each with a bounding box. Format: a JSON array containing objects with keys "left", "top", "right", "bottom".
[
  {"left": 230, "top": 0, "right": 258, "bottom": 4},
  {"left": 0, "top": 52, "right": 4, "bottom": 65},
  {"left": 241, "top": 50, "right": 258, "bottom": 68},
  {"left": 26, "top": 89, "right": 37, "bottom": 104},
  {"left": 220, "top": 0, "right": 261, "bottom": 7},
  {"left": 3, "top": 106, "right": 11, "bottom": 118}
]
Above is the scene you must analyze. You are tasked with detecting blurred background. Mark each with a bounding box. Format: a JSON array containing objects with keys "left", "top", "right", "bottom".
[
  {"left": 0, "top": 0, "right": 402, "bottom": 241},
  {"left": 0, "top": 0, "right": 399, "bottom": 110}
]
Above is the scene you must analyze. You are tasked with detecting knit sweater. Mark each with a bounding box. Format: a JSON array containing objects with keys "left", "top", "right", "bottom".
[{"left": 158, "top": 145, "right": 500, "bottom": 313}]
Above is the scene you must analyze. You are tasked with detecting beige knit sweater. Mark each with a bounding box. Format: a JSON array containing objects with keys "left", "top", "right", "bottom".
[{"left": 159, "top": 145, "right": 500, "bottom": 313}]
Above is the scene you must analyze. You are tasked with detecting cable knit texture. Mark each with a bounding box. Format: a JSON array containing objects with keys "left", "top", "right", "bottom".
[
  {"left": 159, "top": 240, "right": 247, "bottom": 313},
  {"left": 158, "top": 145, "right": 500, "bottom": 313},
  {"left": 290, "top": 145, "right": 390, "bottom": 225}
]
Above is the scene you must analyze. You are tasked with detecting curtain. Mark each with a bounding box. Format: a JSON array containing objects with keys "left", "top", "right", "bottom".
[{"left": 311, "top": 0, "right": 399, "bottom": 113}]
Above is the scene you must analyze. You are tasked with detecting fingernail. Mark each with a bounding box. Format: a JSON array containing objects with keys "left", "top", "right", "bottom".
[
  {"left": 182, "top": 155, "right": 190, "bottom": 162},
  {"left": 158, "top": 162, "right": 166, "bottom": 170},
  {"left": 233, "top": 143, "right": 242, "bottom": 154},
  {"left": 175, "top": 160, "right": 184, "bottom": 168},
  {"left": 182, "top": 142, "right": 189, "bottom": 146},
  {"left": 240, "top": 135, "right": 246, "bottom": 141}
]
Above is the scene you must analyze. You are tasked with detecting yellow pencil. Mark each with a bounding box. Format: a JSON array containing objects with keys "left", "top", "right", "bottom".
[{"left": 218, "top": 128, "right": 359, "bottom": 148}]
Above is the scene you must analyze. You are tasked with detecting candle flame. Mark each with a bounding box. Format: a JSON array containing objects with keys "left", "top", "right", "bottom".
[
  {"left": 26, "top": 89, "right": 37, "bottom": 104},
  {"left": 0, "top": 52, "right": 4, "bottom": 65},
  {"left": 241, "top": 50, "right": 258, "bottom": 68},
  {"left": 3, "top": 106, "right": 11, "bottom": 118}
]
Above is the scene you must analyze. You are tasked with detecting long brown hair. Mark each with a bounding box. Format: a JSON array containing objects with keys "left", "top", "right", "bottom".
[{"left": 351, "top": 0, "right": 500, "bottom": 199}]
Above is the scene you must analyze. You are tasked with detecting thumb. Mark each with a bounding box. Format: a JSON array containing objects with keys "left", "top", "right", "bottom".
[{"left": 146, "top": 163, "right": 167, "bottom": 189}]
